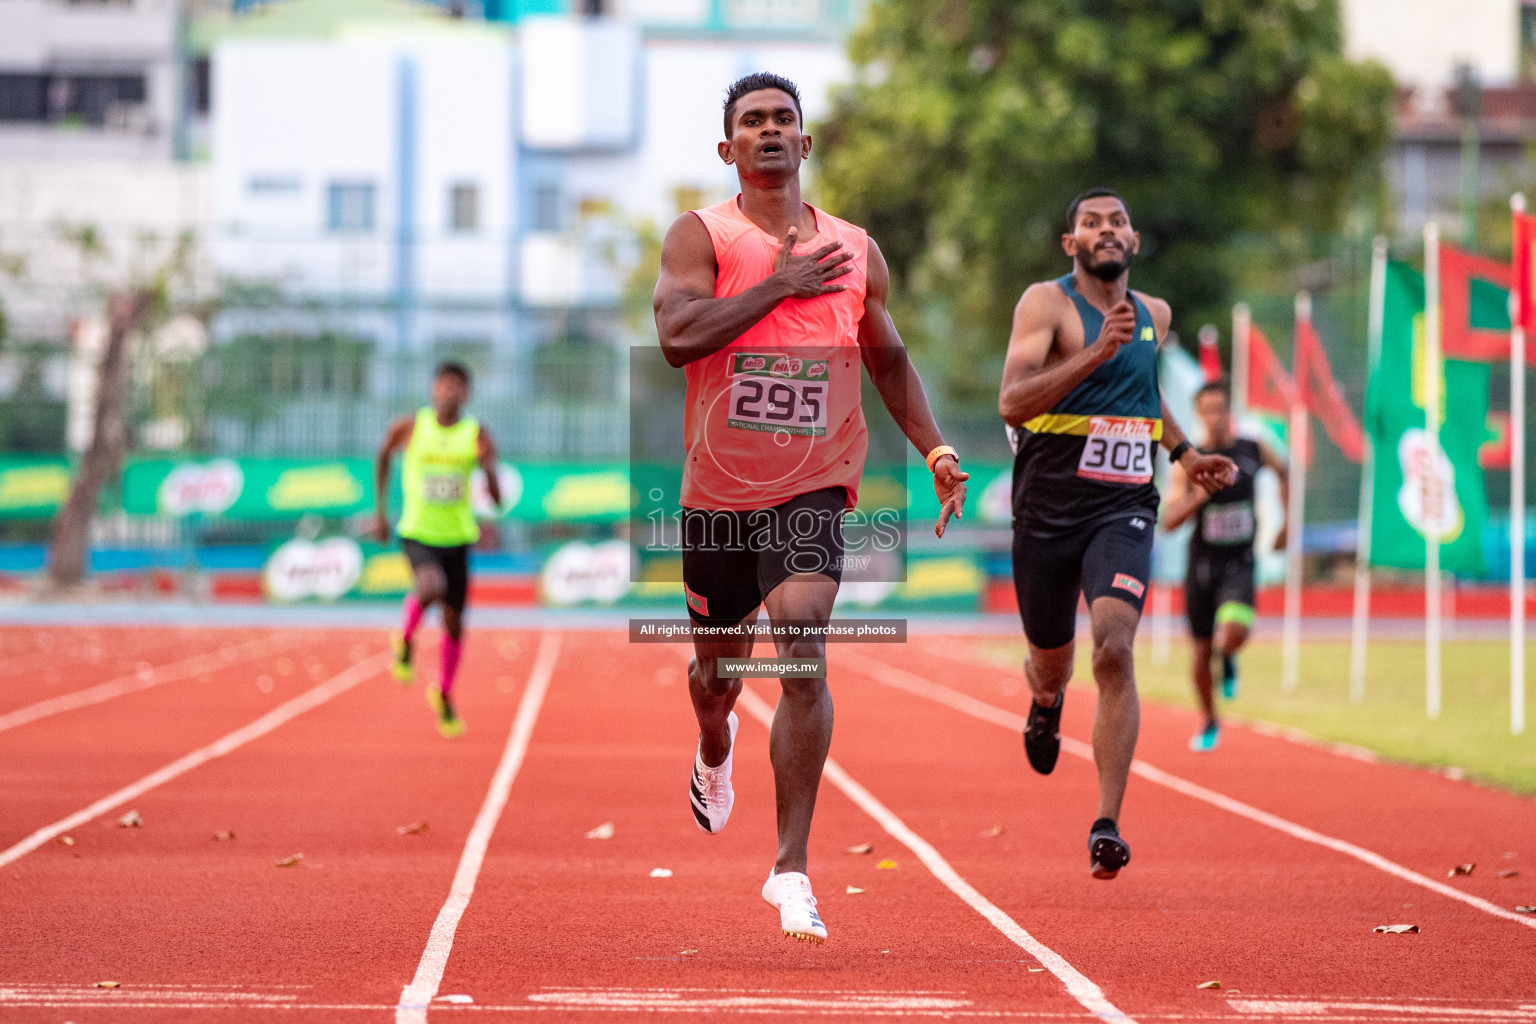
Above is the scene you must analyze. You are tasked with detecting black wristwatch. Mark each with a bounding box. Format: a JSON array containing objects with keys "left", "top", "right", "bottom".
[{"left": 1168, "top": 440, "right": 1192, "bottom": 464}]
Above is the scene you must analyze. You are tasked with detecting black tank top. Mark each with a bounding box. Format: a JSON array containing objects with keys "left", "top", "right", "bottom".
[
  {"left": 1010, "top": 275, "right": 1162, "bottom": 534},
  {"left": 1188, "top": 437, "right": 1263, "bottom": 557}
]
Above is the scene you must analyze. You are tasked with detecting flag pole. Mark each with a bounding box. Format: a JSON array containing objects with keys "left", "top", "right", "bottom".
[
  {"left": 1511, "top": 194, "right": 1528, "bottom": 736},
  {"left": 1232, "top": 304, "right": 1251, "bottom": 426},
  {"left": 1282, "top": 291, "right": 1310, "bottom": 694},
  {"left": 1424, "top": 221, "right": 1443, "bottom": 720},
  {"left": 1350, "top": 237, "right": 1389, "bottom": 704}
]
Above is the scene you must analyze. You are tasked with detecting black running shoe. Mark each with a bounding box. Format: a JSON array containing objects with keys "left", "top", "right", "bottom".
[
  {"left": 1023, "top": 691, "right": 1064, "bottom": 775},
  {"left": 1088, "top": 817, "right": 1131, "bottom": 879}
]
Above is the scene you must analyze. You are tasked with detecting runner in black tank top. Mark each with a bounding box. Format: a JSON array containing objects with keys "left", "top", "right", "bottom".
[
  {"left": 998, "top": 189, "right": 1236, "bottom": 879},
  {"left": 1163, "top": 381, "right": 1289, "bottom": 752}
]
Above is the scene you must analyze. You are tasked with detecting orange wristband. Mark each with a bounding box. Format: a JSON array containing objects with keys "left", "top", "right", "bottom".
[{"left": 925, "top": 444, "right": 959, "bottom": 473}]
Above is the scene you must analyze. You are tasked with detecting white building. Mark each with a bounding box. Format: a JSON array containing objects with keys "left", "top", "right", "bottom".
[
  {"left": 207, "top": 0, "right": 856, "bottom": 352},
  {"left": 1342, "top": 0, "right": 1521, "bottom": 89}
]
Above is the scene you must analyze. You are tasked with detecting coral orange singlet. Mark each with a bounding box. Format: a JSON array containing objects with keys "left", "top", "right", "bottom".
[{"left": 681, "top": 196, "right": 870, "bottom": 512}]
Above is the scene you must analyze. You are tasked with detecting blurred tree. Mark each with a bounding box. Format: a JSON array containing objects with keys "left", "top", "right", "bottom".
[{"left": 817, "top": 0, "right": 1395, "bottom": 404}]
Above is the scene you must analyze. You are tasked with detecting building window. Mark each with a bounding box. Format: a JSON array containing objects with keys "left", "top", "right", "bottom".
[
  {"left": 326, "top": 182, "right": 376, "bottom": 233},
  {"left": 450, "top": 183, "right": 479, "bottom": 233},
  {"left": 0, "top": 73, "right": 144, "bottom": 125},
  {"left": 533, "top": 182, "right": 560, "bottom": 232}
]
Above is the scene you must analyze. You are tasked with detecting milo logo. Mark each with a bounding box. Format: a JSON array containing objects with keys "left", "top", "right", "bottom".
[
  {"left": 770, "top": 357, "right": 802, "bottom": 377},
  {"left": 159, "top": 459, "right": 244, "bottom": 517},
  {"left": 807, "top": 361, "right": 828, "bottom": 379},
  {"left": 740, "top": 356, "right": 766, "bottom": 372}
]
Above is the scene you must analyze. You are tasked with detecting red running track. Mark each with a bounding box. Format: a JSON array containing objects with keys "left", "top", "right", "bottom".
[{"left": 0, "top": 625, "right": 1532, "bottom": 1023}]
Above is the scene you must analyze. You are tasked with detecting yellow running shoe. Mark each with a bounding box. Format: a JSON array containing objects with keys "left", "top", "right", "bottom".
[
  {"left": 391, "top": 631, "right": 414, "bottom": 685},
  {"left": 426, "top": 685, "right": 465, "bottom": 738}
]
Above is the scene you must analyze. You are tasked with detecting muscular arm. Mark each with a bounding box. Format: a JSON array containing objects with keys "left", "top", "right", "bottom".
[
  {"left": 652, "top": 213, "right": 852, "bottom": 369},
  {"left": 372, "top": 416, "right": 414, "bottom": 538},
  {"left": 858, "top": 239, "right": 968, "bottom": 536},
  {"left": 477, "top": 426, "right": 502, "bottom": 509},
  {"left": 997, "top": 284, "right": 1127, "bottom": 426}
]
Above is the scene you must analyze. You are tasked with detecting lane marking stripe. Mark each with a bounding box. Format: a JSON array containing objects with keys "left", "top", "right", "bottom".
[
  {"left": 843, "top": 650, "right": 1536, "bottom": 932},
  {"left": 0, "top": 638, "right": 286, "bottom": 735},
  {"left": 396, "top": 632, "right": 563, "bottom": 1024},
  {"left": 734, "top": 686, "right": 1133, "bottom": 1024},
  {"left": 0, "top": 650, "right": 391, "bottom": 869}
]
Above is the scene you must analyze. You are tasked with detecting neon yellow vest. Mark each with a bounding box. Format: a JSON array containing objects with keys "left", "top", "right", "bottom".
[{"left": 397, "top": 408, "right": 480, "bottom": 547}]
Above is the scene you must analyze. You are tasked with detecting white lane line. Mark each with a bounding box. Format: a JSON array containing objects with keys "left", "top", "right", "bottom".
[
  {"left": 0, "top": 650, "right": 392, "bottom": 868},
  {"left": 396, "top": 632, "right": 563, "bottom": 1024},
  {"left": 733, "top": 685, "right": 1134, "bottom": 1024},
  {"left": 842, "top": 650, "right": 1536, "bottom": 932},
  {"left": 0, "top": 638, "right": 284, "bottom": 735}
]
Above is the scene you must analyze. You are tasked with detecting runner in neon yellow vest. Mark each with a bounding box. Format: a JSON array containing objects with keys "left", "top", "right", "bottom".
[{"left": 373, "top": 362, "right": 502, "bottom": 737}]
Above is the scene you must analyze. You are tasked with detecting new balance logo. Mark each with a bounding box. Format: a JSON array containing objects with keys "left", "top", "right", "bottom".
[{"left": 1130, "top": 518, "right": 1146, "bottom": 530}]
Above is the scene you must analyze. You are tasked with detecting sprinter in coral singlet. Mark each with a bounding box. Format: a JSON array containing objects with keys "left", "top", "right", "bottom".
[
  {"left": 999, "top": 189, "right": 1236, "bottom": 879},
  {"left": 653, "top": 72, "right": 968, "bottom": 943}
]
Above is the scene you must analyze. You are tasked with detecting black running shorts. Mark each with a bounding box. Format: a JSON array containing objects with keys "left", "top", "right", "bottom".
[
  {"left": 401, "top": 538, "right": 470, "bottom": 613},
  {"left": 1185, "top": 551, "right": 1256, "bottom": 640},
  {"left": 680, "top": 486, "right": 847, "bottom": 625},
  {"left": 1011, "top": 514, "right": 1155, "bottom": 650}
]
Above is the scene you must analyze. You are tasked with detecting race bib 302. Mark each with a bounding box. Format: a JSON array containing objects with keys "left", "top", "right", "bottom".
[{"left": 1077, "top": 417, "right": 1155, "bottom": 485}]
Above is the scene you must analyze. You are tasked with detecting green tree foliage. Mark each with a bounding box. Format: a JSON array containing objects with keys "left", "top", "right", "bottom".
[{"left": 817, "top": 0, "right": 1394, "bottom": 401}]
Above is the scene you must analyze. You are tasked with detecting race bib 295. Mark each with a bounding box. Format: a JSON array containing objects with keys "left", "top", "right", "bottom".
[{"left": 726, "top": 353, "right": 830, "bottom": 437}]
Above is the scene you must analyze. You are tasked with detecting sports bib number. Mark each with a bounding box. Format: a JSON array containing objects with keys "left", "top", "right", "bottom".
[
  {"left": 727, "top": 353, "right": 830, "bottom": 437},
  {"left": 1201, "top": 501, "right": 1255, "bottom": 544},
  {"left": 422, "top": 474, "right": 465, "bottom": 504},
  {"left": 1077, "top": 417, "right": 1155, "bottom": 485}
]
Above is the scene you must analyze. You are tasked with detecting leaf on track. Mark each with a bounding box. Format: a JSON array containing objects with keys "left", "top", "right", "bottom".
[
  {"left": 117, "top": 810, "right": 141, "bottom": 828},
  {"left": 397, "top": 821, "right": 430, "bottom": 836},
  {"left": 1497, "top": 869, "right": 1519, "bottom": 879},
  {"left": 214, "top": 831, "right": 236, "bottom": 841},
  {"left": 1448, "top": 863, "right": 1475, "bottom": 877},
  {"left": 845, "top": 843, "right": 873, "bottom": 855},
  {"left": 1373, "top": 924, "right": 1420, "bottom": 933},
  {"left": 979, "top": 825, "right": 1005, "bottom": 838},
  {"left": 57, "top": 836, "right": 74, "bottom": 846},
  {"left": 1027, "top": 968, "right": 1045, "bottom": 973},
  {"left": 845, "top": 886, "right": 865, "bottom": 894},
  {"left": 875, "top": 859, "right": 898, "bottom": 870},
  {"left": 95, "top": 981, "right": 120, "bottom": 989},
  {"left": 585, "top": 822, "right": 616, "bottom": 840},
  {"left": 1197, "top": 981, "right": 1222, "bottom": 990},
  {"left": 680, "top": 949, "right": 698, "bottom": 955},
  {"left": 274, "top": 853, "right": 304, "bottom": 868},
  {"left": 649, "top": 868, "right": 673, "bottom": 878},
  {"left": 1516, "top": 906, "right": 1536, "bottom": 914}
]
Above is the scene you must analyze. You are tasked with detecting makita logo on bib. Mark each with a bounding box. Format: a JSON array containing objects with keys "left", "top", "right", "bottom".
[{"left": 1088, "top": 417, "right": 1154, "bottom": 440}]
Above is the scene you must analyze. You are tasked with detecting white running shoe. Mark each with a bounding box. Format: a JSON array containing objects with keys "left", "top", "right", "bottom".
[
  {"left": 688, "top": 711, "right": 738, "bottom": 834},
  {"left": 761, "top": 870, "right": 827, "bottom": 944}
]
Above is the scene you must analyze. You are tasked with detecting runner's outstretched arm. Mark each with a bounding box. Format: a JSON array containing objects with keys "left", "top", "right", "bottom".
[
  {"left": 1260, "top": 440, "right": 1290, "bottom": 550},
  {"left": 1158, "top": 400, "right": 1236, "bottom": 493},
  {"left": 998, "top": 287, "right": 1136, "bottom": 426},
  {"left": 1160, "top": 463, "right": 1209, "bottom": 531},
  {"left": 372, "top": 416, "right": 414, "bottom": 543},
  {"left": 654, "top": 215, "right": 854, "bottom": 368},
  {"left": 856, "top": 239, "right": 969, "bottom": 537},
  {"left": 477, "top": 426, "right": 502, "bottom": 510}
]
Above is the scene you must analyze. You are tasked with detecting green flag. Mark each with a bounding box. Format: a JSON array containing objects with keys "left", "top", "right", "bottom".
[{"left": 1365, "top": 262, "right": 1489, "bottom": 574}]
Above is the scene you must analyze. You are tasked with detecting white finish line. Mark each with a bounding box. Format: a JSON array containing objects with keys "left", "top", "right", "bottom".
[
  {"left": 734, "top": 685, "right": 1135, "bottom": 1024},
  {"left": 842, "top": 651, "right": 1536, "bottom": 932},
  {"left": 0, "top": 650, "right": 392, "bottom": 869},
  {"left": 396, "top": 632, "right": 562, "bottom": 1024}
]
